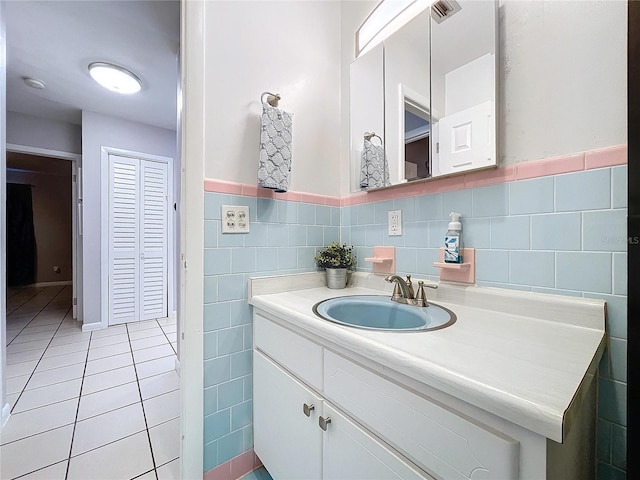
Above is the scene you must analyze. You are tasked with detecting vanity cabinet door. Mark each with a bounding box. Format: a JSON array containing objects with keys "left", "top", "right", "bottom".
[
  {"left": 322, "top": 403, "right": 434, "bottom": 480},
  {"left": 254, "top": 350, "right": 323, "bottom": 480}
]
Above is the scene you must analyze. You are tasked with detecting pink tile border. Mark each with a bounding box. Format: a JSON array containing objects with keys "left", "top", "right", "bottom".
[
  {"left": 464, "top": 166, "right": 516, "bottom": 188},
  {"left": 204, "top": 178, "right": 243, "bottom": 195},
  {"left": 514, "top": 152, "right": 585, "bottom": 181},
  {"left": 204, "top": 449, "right": 263, "bottom": 480},
  {"left": 584, "top": 144, "right": 628, "bottom": 170},
  {"left": 204, "top": 145, "right": 627, "bottom": 204}
]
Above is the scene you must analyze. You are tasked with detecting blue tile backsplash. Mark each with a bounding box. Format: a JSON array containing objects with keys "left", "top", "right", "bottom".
[
  {"left": 203, "top": 164, "right": 627, "bottom": 478},
  {"left": 202, "top": 195, "right": 339, "bottom": 471}
]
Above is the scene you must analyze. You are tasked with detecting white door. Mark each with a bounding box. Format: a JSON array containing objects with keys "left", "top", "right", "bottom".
[
  {"left": 434, "top": 100, "right": 495, "bottom": 176},
  {"left": 140, "top": 160, "right": 169, "bottom": 320},
  {"left": 108, "top": 154, "right": 169, "bottom": 325}
]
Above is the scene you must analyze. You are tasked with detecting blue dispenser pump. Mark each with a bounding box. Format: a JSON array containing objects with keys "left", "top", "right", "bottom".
[{"left": 444, "top": 212, "right": 463, "bottom": 263}]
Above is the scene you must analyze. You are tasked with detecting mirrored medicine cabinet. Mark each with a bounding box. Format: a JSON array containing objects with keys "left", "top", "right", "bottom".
[{"left": 350, "top": 0, "right": 498, "bottom": 192}]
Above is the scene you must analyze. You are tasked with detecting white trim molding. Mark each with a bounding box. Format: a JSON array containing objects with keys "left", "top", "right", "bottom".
[{"left": 6, "top": 143, "right": 81, "bottom": 161}]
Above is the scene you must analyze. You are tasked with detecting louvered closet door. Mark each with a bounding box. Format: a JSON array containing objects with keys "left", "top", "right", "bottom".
[
  {"left": 109, "top": 156, "right": 140, "bottom": 325},
  {"left": 109, "top": 154, "right": 169, "bottom": 325},
  {"left": 140, "top": 160, "right": 168, "bottom": 320}
]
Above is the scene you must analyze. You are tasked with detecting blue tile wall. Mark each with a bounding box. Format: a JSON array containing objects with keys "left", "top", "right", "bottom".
[
  {"left": 203, "top": 193, "right": 336, "bottom": 470},
  {"left": 204, "top": 165, "right": 627, "bottom": 478},
  {"left": 340, "top": 166, "right": 627, "bottom": 478}
]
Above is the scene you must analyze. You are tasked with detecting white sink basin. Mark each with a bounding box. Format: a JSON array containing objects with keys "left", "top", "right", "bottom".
[{"left": 312, "top": 295, "right": 456, "bottom": 331}]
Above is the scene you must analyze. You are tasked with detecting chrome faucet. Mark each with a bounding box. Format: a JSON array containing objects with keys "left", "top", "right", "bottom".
[{"left": 385, "top": 274, "right": 438, "bottom": 307}]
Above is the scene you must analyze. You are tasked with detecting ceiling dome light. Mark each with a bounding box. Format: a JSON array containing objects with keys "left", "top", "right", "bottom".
[
  {"left": 88, "top": 62, "right": 142, "bottom": 94},
  {"left": 23, "top": 77, "right": 46, "bottom": 90}
]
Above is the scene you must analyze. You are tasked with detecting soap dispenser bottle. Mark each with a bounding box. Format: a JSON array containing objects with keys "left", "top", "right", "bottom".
[{"left": 444, "top": 212, "right": 463, "bottom": 263}]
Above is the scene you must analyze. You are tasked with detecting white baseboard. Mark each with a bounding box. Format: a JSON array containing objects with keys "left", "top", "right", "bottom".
[
  {"left": 2, "top": 403, "right": 11, "bottom": 429},
  {"left": 81, "top": 322, "right": 106, "bottom": 332}
]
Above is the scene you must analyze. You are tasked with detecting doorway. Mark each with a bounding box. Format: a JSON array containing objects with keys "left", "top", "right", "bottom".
[{"left": 5, "top": 148, "right": 79, "bottom": 319}]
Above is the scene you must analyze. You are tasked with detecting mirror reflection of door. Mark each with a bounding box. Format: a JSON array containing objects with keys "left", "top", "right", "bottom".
[
  {"left": 384, "top": 9, "right": 430, "bottom": 186},
  {"left": 404, "top": 101, "right": 430, "bottom": 181}
]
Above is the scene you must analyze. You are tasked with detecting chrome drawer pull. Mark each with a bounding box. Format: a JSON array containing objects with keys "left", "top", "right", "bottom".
[
  {"left": 303, "top": 403, "right": 315, "bottom": 417},
  {"left": 319, "top": 416, "right": 332, "bottom": 431}
]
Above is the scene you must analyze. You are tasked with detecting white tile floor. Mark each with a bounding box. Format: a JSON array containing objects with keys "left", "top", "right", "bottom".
[{"left": 2, "top": 286, "right": 180, "bottom": 479}]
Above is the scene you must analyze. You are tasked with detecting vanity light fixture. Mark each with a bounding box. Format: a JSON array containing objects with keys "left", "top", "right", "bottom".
[
  {"left": 357, "top": 0, "right": 430, "bottom": 55},
  {"left": 88, "top": 62, "right": 142, "bottom": 94},
  {"left": 357, "top": 0, "right": 461, "bottom": 56}
]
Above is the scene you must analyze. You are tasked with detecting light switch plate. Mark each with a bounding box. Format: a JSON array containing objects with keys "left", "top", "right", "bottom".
[
  {"left": 221, "top": 205, "right": 250, "bottom": 233},
  {"left": 388, "top": 210, "right": 402, "bottom": 236}
]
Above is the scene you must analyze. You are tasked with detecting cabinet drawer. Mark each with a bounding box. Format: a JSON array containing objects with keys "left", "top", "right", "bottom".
[
  {"left": 254, "top": 312, "right": 323, "bottom": 391},
  {"left": 324, "top": 351, "right": 520, "bottom": 480}
]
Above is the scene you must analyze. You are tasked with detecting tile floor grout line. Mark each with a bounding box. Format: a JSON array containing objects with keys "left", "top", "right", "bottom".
[
  {"left": 11, "top": 460, "right": 68, "bottom": 480},
  {"left": 64, "top": 327, "right": 93, "bottom": 480},
  {"left": 6, "top": 285, "right": 68, "bottom": 322},
  {"left": 127, "top": 321, "right": 160, "bottom": 480},
  {"left": 5, "top": 286, "right": 46, "bottom": 316},
  {"left": 9, "top": 304, "right": 75, "bottom": 414},
  {"left": 5, "top": 285, "right": 35, "bottom": 302},
  {"left": 0, "top": 420, "right": 77, "bottom": 449},
  {"left": 5, "top": 292, "right": 179, "bottom": 480},
  {"left": 157, "top": 318, "right": 178, "bottom": 355},
  {"left": 9, "top": 392, "right": 83, "bottom": 416},
  {"left": 6, "top": 286, "right": 69, "bottom": 347}
]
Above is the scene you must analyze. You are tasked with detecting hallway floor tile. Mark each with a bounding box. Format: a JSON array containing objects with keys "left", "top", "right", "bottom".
[{"left": 2, "top": 285, "right": 180, "bottom": 479}]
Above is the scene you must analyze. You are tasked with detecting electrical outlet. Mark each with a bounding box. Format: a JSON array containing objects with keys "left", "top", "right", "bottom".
[
  {"left": 221, "top": 205, "right": 250, "bottom": 233},
  {"left": 388, "top": 210, "right": 402, "bottom": 236}
]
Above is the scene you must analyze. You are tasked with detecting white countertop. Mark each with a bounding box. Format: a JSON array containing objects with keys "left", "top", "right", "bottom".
[{"left": 249, "top": 273, "right": 606, "bottom": 443}]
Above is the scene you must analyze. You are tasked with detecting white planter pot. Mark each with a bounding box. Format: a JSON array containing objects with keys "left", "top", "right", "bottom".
[{"left": 325, "top": 268, "right": 347, "bottom": 289}]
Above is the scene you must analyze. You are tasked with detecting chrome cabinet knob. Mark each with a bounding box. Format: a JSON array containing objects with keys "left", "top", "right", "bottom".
[
  {"left": 303, "top": 403, "right": 315, "bottom": 417},
  {"left": 319, "top": 416, "right": 332, "bottom": 431}
]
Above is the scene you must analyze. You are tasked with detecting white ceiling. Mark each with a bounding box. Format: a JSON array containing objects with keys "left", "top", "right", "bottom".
[{"left": 5, "top": 0, "right": 180, "bottom": 131}]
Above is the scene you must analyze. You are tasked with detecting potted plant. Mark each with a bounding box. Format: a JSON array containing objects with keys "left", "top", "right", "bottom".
[{"left": 314, "top": 242, "right": 357, "bottom": 289}]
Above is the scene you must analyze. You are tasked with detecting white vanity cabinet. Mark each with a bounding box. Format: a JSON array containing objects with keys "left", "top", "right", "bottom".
[
  {"left": 250, "top": 275, "right": 604, "bottom": 480},
  {"left": 253, "top": 311, "right": 527, "bottom": 480},
  {"left": 253, "top": 313, "right": 433, "bottom": 480}
]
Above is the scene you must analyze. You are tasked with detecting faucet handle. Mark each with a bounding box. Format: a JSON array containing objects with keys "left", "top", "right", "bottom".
[
  {"left": 415, "top": 281, "right": 428, "bottom": 307},
  {"left": 405, "top": 275, "right": 415, "bottom": 298}
]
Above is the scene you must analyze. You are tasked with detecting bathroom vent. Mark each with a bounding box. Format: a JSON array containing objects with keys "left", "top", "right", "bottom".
[{"left": 431, "top": 0, "right": 462, "bottom": 24}]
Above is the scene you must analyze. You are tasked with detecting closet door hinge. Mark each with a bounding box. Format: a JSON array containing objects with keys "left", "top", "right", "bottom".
[{"left": 73, "top": 297, "right": 77, "bottom": 306}]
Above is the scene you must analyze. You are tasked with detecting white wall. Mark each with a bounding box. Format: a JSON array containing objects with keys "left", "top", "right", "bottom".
[
  {"left": 6, "top": 111, "right": 81, "bottom": 154},
  {"left": 81, "top": 110, "right": 176, "bottom": 329},
  {"left": 340, "top": 0, "right": 627, "bottom": 194},
  {"left": 499, "top": 0, "right": 627, "bottom": 165},
  {"left": 202, "top": 0, "right": 342, "bottom": 197}
]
